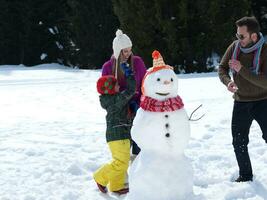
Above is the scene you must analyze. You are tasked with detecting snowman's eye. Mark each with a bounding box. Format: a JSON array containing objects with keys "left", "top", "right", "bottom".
[
  {"left": 157, "top": 78, "right": 161, "bottom": 81},
  {"left": 171, "top": 78, "right": 173, "bottom": 82}
]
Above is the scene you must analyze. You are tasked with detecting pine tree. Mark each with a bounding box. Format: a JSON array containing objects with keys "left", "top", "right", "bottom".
[
  {"left": 0, "top": 0, "right": 74, "bottom": 66},
  {"left": 112, "top": 0, "right": 163, "bottom": 68},
  {"left": 0, "top": 0, "right": 25, "bottom": 64},
  {"left": 0, "top": 0, "right": 11, "bottom": 64},
  {"left": 113, "top": 0, "right": 250, "bottom": 73},
  {"left": 23, "top": 0, "right": 74, "bottom": 66},
  {"left": 68, "top": 0, "right": 119, "bottom": 69},
  {"left": 250, "top": 0, "right": 267, "bottom": 35}
]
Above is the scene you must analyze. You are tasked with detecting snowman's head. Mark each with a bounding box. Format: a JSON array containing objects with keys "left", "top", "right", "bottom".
[{"left": 142, "top": 51, "right": 178, "bottom": 101}]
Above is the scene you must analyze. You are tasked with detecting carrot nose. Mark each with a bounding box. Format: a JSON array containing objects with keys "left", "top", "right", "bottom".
[{"left": 163, "top": 80, "right": 170, "bottom": 85}]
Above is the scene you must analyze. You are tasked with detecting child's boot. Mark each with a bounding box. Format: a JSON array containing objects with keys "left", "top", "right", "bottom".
[
  {"left": 95, "top": 181, "right": 107, "bottom": 193},
  {"left": 113, "top": 188, "right": 129, "bottom": 195}
]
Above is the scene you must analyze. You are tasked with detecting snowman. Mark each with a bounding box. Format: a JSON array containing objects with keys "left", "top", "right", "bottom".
[{"left": 127, "top": 51, "right": 194, "bottom": 200}]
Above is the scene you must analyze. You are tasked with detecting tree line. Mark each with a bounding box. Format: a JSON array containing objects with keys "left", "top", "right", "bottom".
[{"left": 0, "top": 0, "right": 266, "bottom": 73}]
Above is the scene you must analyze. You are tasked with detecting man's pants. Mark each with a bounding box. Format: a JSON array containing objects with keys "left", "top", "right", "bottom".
[
  {"left": 93, "top": 139, "right": 130, "bottom": 191},
  {"left": 232, "top": 99, "right": 267, "bottom": 177}
]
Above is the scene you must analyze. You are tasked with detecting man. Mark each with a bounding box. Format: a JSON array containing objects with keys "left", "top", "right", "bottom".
[{"left": 219, "top": 16, "right": 267, "bottom": 182}]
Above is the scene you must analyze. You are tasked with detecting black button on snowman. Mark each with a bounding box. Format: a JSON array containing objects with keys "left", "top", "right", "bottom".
[{"left": 165, "top": 121, "right": 170, "bottom": 137}]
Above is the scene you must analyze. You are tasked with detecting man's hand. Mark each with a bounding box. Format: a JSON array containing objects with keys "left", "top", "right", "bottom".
[
  {"left": 229, "top": 59, "right": 242, "bottom": 72},
  {"left": 227, "top": 81, "right": 238, "bottom": 93}
]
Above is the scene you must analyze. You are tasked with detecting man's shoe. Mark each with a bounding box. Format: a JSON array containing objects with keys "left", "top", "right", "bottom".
[
  {"left": 235, "top": 175, "right": 253, "bottom": 182},
  {"left": 113, "top": 188, "right": 129, "bottom": 195},
  {"left": 96, "top": 182, "right": 107, "bottom": 193}
]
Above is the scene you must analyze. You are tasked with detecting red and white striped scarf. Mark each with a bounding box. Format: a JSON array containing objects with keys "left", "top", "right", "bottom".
[{"left": 140, "top": 95, "right": 184, "bottom": 112}]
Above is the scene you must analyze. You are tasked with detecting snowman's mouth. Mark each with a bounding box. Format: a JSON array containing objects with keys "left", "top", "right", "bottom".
[{"left": 155, "top": 92, "right": 170, "bottom": 96}]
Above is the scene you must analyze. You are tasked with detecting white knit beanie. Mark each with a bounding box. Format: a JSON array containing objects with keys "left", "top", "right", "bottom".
[{"left": 112, "top": 29, "right": 132, "bottom": 59}]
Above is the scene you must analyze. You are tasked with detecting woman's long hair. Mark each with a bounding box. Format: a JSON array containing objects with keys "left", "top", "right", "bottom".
[{"left": 112, "top": 51, "right": 134, "bottom": 82}]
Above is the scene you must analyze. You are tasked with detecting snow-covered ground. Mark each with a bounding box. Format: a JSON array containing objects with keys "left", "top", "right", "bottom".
[{"left": 1, "top": 64, "right": 267, "bottom": 200}]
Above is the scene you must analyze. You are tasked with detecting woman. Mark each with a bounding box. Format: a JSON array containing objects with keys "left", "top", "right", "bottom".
[{"left": 102, "top": 29, "right": 147, "bottom": 155}]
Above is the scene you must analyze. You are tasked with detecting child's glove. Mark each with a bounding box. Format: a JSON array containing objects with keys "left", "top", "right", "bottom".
[{"left": 121, "top": 63, "right": 133, "bottom": 77}]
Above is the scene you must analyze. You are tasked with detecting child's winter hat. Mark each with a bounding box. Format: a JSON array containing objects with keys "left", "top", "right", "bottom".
[
  {"left": 97, "top": 75, "right": 117, "bottom": 95},
  {"left": 141, "top": 50, "right": 173, "bottom": 95},
  {"left": 112, "top": 29, "right": 132, "bottom": 59}
]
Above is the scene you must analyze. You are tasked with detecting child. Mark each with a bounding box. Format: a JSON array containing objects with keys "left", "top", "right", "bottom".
[{"left": 93, "top": 72, "right": 136, "bottom": 195}]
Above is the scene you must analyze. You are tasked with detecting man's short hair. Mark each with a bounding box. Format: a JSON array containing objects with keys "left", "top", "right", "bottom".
[{"left": 235, "top": 16, "right": 260, "bottom": 34}]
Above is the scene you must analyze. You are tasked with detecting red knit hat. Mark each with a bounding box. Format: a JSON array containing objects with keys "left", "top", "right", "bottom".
[{"left": 97, "top": 75, "right": 117, "bottom": 95}]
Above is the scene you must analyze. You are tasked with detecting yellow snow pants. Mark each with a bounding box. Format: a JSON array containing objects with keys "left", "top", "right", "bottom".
[{"left": 93, "top": 139, "right": 130, "bottom": 191}]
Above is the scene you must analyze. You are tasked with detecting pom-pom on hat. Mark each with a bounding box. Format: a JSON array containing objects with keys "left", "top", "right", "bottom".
[
  {"left": 97, "top": 75, "right": 117, "bottom": 95},
  {"left": 141, "top": 50, "right": 174, "bottom": 95},
  {"left": 112, "top": 29, "right": 132, "bottom": 59}
]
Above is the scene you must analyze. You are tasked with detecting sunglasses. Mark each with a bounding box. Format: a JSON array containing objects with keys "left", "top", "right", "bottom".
[{"left": 236, "top": 33, "right": 245, "bottom": 40}]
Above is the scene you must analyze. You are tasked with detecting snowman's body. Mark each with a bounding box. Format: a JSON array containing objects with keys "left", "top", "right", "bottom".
[{"left": 127, "top": 65, "right": 193, "bottom": 200}]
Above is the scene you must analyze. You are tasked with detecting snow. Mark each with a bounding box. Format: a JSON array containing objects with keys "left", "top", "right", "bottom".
[
  {"left": 49, "top": 28, "right": 56, "bottom": 35},
  {"left": 56, "top": 41, "right": 64, "bottom": 50},
  {"left": 207, "top": 52, "right": 220, "bottom": 69},
  {"left": 40, "top": 53, "right": 47, "bottom": 60},
  {"left": 1, "top": 64, "right": 267, "bottom": 200}
]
